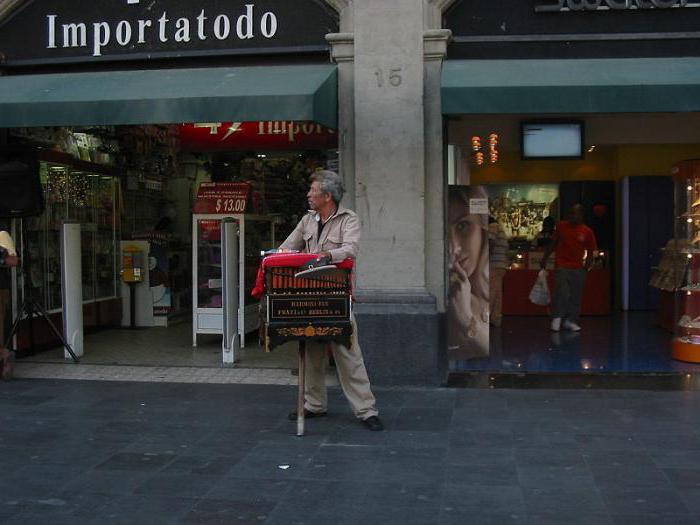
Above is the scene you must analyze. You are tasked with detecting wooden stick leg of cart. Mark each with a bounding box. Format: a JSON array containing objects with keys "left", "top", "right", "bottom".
[{"left": 297, "top": 340, "right": 306, "bottom": 437}]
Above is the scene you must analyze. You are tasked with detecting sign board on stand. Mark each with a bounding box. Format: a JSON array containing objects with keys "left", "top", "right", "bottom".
[{"left": 193, "top": 182, "right": 250, "bottom": 215}]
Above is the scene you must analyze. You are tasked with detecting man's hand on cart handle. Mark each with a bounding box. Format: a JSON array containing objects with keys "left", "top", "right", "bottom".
[{"left": 300, "top": 253, "right": 332, "bottom": 271}]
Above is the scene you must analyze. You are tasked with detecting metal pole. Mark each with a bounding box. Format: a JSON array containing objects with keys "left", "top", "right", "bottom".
[
  {"left": 192, "top": 216, "right": 198, "bottom": 347},
  {"left": 129, "top": 282, "right": 136, "bottom": 329},
  {"left": 221, "top": 218, "right": 240, "bottom": 365},
  {"left": 60, "top": 221, "right": 84, "bottom": 359},
  {"left": 297, "top": 340, "right": 306, "bottom": 437}
]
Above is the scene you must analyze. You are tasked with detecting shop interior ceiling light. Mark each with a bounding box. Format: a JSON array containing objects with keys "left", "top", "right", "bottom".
[
  {"left": 471, "top": 136, "right": 481, "bottom": 151},
  {"left": 488, "top": 132, "right": 499, "bottom": 164}
]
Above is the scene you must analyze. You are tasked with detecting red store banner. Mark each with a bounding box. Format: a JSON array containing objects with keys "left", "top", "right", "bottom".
[
  {"left": 193, "top": 182, "right": 251, "bottom": 214},
  {"left": 180, "top": 121, "right": 338, "bottom": 151}
]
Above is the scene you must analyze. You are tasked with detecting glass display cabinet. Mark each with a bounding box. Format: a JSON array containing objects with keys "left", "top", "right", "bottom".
[
  {"left": 20, "top": 152, "right": 120, "bottom": 320},
  {"left": 192, "top": 213, "right": 278, "bottom": 348},
  {"left": 672, "top": 159, "right": 700, "bottom": 364}
]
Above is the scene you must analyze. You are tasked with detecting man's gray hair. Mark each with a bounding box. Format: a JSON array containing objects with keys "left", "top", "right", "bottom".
[{"left": 311, "top": 170, "right": 345, "bottom": 203}]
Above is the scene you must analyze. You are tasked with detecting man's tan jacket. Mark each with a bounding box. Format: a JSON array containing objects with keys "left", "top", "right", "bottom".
[{"left": 280, "top": 204, "right": 360, "bottom": 262}]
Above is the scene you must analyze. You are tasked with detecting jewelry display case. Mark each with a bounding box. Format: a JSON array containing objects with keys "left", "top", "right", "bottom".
[
  {"left": 672, "top": 159, "right": 700, "bottom": 363},
  {"left": 21, "top": 153, "right": 120, "bottom": 314}
]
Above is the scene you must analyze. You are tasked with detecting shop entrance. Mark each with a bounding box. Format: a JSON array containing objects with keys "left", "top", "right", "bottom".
[
  {"left": 446, "top": 112, "right": 700, "bottom": 375},
  {"left": 0, "top": 0, "right": 342, "bottom": 370},
  {"left": 7, "top": 121, "right": 338, "bottom": 369}
]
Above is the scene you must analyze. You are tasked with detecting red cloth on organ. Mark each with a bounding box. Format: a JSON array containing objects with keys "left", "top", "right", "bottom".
[{"left": 250, "top": 253, "right": 354, "bottom": 299}]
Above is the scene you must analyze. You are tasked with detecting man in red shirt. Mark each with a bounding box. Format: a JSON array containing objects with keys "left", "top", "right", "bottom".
[{"left": 541, "top": 204, "right": 598, "bottom": 332}]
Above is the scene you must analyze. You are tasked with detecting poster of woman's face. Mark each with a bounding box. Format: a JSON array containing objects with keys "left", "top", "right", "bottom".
[{"left": 448, "top": 185, "right": 489, "bottom": 362}]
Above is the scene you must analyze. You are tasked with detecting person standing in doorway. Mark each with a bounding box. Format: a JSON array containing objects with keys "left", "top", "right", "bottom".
[
  {"left": 0, "top": 229, "right": 19, "bottom": 380},
  {"left": 540, "top": 204, "right": 597, "bottom": 332},
  {"left": 0, "top": 229, "right": 18, "bottom": 344},
  {"left": 279, "top": 170, "right": 383, "bottom": 431}
]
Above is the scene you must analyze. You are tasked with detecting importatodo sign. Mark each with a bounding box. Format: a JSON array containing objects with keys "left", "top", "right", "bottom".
[
  {"left": 194, "top": 182, "right": 250, "bottom": 214},
  {"left": 0, "top": 0, "right": 338, "bottom": 65},
  {"left": 180, "top": 121, "right": 338, "bottom": 151}
]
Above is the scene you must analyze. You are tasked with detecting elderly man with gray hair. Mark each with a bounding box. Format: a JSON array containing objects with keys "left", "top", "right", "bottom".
[{"left": 279, "top": 170, "right": 383, "bottom": 431}]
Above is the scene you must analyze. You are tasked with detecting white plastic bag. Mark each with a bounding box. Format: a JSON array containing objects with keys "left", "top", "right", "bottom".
[{"left": 529, "top": 269, "right": 551, "bottom": 306}]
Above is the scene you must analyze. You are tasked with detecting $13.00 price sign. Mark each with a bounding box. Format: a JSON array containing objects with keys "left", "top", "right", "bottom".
[
  {"left": 193, "top": 182, "right": 250, "bottom": 214},
  {"left": 216, "top": 198, "right": 246, "bottom": 213}
]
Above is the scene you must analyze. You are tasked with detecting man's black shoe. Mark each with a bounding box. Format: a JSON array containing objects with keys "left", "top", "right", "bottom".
[
  {"left": 288, "top": 409, "right": 327, "bottom": 421},
  {"left": 362, "top": 415, "right": 384, "bottom": 431}
]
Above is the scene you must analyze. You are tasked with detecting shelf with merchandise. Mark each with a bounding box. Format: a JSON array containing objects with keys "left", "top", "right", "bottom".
[
  {"left": 20, "top": 154, "right": 121, "bottom": 314},
  {"left": 672, "top": 160, "right": 700, "bottom": 362}
]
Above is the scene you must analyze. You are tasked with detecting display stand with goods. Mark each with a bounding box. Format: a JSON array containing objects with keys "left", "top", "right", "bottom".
[
  {"left": 671, "top": 160, "right": 700, "bottom": 363},
  {"left": 192, "top": 213, "right": 276, "bottom": 347}
]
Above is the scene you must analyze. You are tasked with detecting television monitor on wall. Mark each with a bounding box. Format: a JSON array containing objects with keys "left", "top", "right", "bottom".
[{"left": 520, "top": 121, "right": 584, "bottom": 160}]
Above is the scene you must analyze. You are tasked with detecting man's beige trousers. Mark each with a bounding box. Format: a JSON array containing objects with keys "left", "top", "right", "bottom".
[{"left": 303, "top": 318, "right": 378, "bottom": 420}]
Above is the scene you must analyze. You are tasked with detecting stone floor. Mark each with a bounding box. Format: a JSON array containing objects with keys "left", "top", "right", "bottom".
[
  {"left": 2, "top": 378, "right": 700, "bottom": 524},
  {"left": 452, "top": 312, "right": 700, "bottom": 374},
  {"left": 12, "top": 362, "right": 306, "bottom": 386},
  {"left": 21, "top": 321, "right": 298, "bottom": 369}
]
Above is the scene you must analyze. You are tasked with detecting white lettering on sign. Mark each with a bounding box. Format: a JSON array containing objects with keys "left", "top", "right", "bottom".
[
  {"left": 116, "top": 21, "right": 132, "bottom": 46},
  {"left": 174, "top": 18, "right": 190, "bottom": 43},
  {"left": 158, "top": 13, "right": 169, "bottom": 43},
  {"left": 221, "top": 122, "right": 243, "bottom": 141},
  {"left": 237, "top": 4, "right": 254, "bottom": 39},
  {"left": 536, "top": 0, "right": 700, "bottom": 11},
  {"left": 137, "top": 19, "right": 152, "bottom": 44},
  {"left": 261, "top": 12, "right": 278, "bottom": 38},
  {"left": 45, "top": 3, "right": 279, "bottom": 57},
  {"left": 93, "top": 22, "right": 110, "bottom": 56},
  {"left": 194, "top": 122, "right": 223, "bottom": 134},
  {"left": 216, "top": 198, "right": 246, "bottom": 213},
  {"left": 257, "top": 121, "right": 336, "bottom": 143},
  {"left": 63, "top": 23, "right": 87, "bottom": 48},
  {"left": 213, "top": 15, "right": 231, "bottom": 40}
]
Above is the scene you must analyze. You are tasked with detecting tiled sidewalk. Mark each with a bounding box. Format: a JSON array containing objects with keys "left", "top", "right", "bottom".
[
  {"left": 2, "top": 379, "right": 700, "bottom": 524},
  {"left": 13, "top": 362, "right": 339, "bottom": 386}
]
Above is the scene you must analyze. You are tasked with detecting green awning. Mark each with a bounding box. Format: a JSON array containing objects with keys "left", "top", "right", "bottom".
[
  {"left": 442, "top": 58, "right": 700, "bottom": 114},
  {"left": 0, "top": 64, "right": 338, "bottom": 129}
]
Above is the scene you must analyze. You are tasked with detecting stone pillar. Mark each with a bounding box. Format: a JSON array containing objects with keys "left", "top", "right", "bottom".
[
  {"left": 423, "top": 29, "right": 452, "bottom": 313},
  {"left": 327, "top": 33, "right": 356, "bottom": 210},
  {"left": 349, "top": 0, "right": 440, "bottom": 385},
  {"left": 326, "top": 0, "right": 453, "bottom": 386}
]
